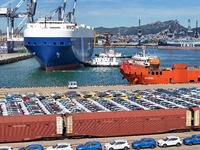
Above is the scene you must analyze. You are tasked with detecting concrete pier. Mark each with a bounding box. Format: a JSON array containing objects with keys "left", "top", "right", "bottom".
[{"left": 0, "top": 53, "right": 33, "bottom": 65}]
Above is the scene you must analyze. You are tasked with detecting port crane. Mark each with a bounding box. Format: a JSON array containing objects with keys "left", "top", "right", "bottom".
[
  {"left": 0, "top": 0, "right": 37, "bottom": 52},
  {"left": 46, "top": 0, "right": 76, "bottom": 23}
]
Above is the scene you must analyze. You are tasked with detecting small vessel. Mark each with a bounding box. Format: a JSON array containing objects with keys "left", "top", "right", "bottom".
[
  {"left": 120, "top": 60, "right": 200, "bottom": 85},
  {"left": 24, "top": 0, "right": 94, "bottom": 71},
  {"left": 129, "top": 46, "right": 160, "bottom": 68},
  {"left": 95, "top": 46, "right": 122, "bottom": 58},
  {"left": 95, "top": 46, "right": 132, "bottom": 58},
  {"left": 83, "top": 55, "right": 120, "bottom": 67}
]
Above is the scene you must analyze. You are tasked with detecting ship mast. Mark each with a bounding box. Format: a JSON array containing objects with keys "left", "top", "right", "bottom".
[
  {"left": 138, "top": 19, "right": 142, "bottom": 46},
  {"left": 195, "top": 20, "right": 199, "bottom": 39},
  {"left": 187, "top": 19, "right": 193, "bottom": 38}
]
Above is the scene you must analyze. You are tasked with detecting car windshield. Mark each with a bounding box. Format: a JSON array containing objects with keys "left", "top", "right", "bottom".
[
  {"left": 163, "top": 137, "right": 169, "bottom": 141},
  {"left": 138, "top": 139, "right": 144, "bottom": 142},
  {"left": 84, "top": 142, "right": 90, "bottom": 147},
  {"left": 191, "top": 135, "right": 197, "bottom": 138},
  {"left": 110, "top": 141, "right": 116, "bottom": 145},
  {"left": 52, "top": 144, "right": 58, "bottom": 149}
]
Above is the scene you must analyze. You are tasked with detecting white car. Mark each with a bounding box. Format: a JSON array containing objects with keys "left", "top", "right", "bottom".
[
  {"left": 157, "top": 136, "right": 182, "bottom": 147},
  {"left": 68, "top": 81, "right": 78, "bottom": 89},
  {"left": 46, "top": 143, "right": 73, "bottom": 150},
  {"left": 104, "top": 139, "right": 130, "bottom": 150},
  {"left": 0, "top": 146, "right": 13, "bottom": 150}
]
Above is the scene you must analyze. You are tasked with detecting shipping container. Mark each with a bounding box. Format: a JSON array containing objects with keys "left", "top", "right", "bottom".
[
  {"left": 65, "top": 108, "right": 190, "bottom": 137},
  {"left": 0, "top": 114, "right": 63, "bottom": 143},
  {"left": 189, "top": 107, "right": 200, "bottom": 129}
]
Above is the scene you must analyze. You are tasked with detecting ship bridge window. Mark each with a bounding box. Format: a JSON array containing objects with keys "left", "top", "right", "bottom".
[
  {"left": 160, "top": 72, "right": 162, "bottom": 75},
  {"left": 156, "top": 72, "right": 158, "bottom": 75},
  {"left": 44, "top": 42, "right": 46, "bottom": 45},
  {"left": 34, "top": 42, "right": 36, "bottom": 46},
  {"left": 53, "top": 42, "right": 56, "bottom": 46},
  {"left": 60, "top": 42, "right": 64, "bottom": 46},
  {"left": 148, "top": 71, "right": 150, "bottom": 75},
  {"left": 152, "top": 72, "right": 154, "bottom": 75},
  {"left": 28, "top": 42, "right": 30, "bottom": 46}
]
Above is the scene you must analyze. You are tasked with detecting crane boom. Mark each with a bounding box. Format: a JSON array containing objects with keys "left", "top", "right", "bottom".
[
  {"left": 60, "top": 0, "right": 67, "bottom": 21},
  {"left": 12, "top": 0, "right": 25, "bottom": 13},
  {"left": 0, "top": 0, "right": 16, "bottom": 8},
  {"left": 27, "top": 0, "right": 37, "bottom": 22}
]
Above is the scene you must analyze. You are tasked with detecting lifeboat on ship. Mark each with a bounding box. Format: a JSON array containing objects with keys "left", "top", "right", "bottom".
[{"left": 149, "top": 58, "right": 160, "bottom": 68}]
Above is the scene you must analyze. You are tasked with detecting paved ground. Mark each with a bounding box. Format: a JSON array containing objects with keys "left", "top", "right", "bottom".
[
  {"left": 1, "top": 83, "right": 200, "bottom": 94},
  {"left": 0, "top": 130, "right": 200, "bottom": 150}
]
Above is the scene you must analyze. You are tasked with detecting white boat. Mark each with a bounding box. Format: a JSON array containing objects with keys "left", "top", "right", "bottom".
[
  {"left": 95, "top": 46, "right": 122, "bottom": 58},
  {"left": 83, "top": 55, "right": 120, "bottom": 67},
  {"left": 129, "top": 46, "right": 160, "bottom": 67}
]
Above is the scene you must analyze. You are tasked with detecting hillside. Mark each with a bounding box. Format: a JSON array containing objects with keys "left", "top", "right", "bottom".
[{"left": 94, "top": 20, "right": 192, "bottom": 35}]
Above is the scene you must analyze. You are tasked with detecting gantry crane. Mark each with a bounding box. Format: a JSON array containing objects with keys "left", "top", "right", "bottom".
[{"left": 0, "top": 0, "right": 37, "bottom": 52}]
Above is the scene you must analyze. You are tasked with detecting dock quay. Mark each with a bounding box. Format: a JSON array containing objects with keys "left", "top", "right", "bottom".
[
  {"left": 0, "top": 53, "right": 33, "bottom": 65},
  {"left": 95, "top": 43, "right": 158, "bottom": 48}
]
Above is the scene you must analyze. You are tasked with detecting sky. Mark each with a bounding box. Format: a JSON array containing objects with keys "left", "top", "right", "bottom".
[{"left": 1, "top": 0, "right": 200, "bottom": 32}]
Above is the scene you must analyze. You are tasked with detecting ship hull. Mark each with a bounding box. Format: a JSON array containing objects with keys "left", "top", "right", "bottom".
[
  {"left": 158, "top": 42, "right": 200, "bottom": 50},
  {"left": 158, "top": 45, "right": 200, "bottom": 50},
  {"left": 24, "top": 37, "right": 93, "bottom": 71}
]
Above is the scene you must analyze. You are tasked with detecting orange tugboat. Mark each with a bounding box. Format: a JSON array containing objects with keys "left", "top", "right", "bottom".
[{"left": 120, "top": 60, "right": 200, "bottom": 85}]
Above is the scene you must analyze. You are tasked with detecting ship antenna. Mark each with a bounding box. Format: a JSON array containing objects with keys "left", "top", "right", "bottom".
[{"left": 195, "top": 20, "right": 199, "bottom": 39}]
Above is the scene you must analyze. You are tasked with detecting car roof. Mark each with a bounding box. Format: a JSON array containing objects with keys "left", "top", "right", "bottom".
[
  {"left": 85, "top": 141, "right": 100, "bottom": 144},
  {"left": 0, "top": 146, "right": 12, "bottom": 148},
  {"left": 56, "top": 143, "right": 71, "bottom": 146},
  {"left": 166, "top": 136, "right": 179, "bottom": 138},
  {"left": 114, "top": 139, "right": 127, "bottom": 142},
  {"left": 26, "top": 144, "right": 42, "bottom": 148},
  {"left": 141, "top": 138, "right": 155, "bottom": 140},
  {"left": 191, "top": 134, "right": 200, "bottom": 137}
]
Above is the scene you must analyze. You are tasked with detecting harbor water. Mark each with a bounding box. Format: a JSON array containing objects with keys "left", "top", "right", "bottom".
[{"left": 1, "top": 47, "right": 200, "bottom": 88}]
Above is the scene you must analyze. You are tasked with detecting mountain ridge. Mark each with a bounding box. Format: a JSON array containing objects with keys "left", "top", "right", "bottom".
[{"left": 94, "top": 20, "right": 196, "bottom": 36}]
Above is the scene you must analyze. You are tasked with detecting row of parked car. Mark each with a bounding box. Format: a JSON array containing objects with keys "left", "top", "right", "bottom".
[
  {"left": 2, "top": 87, "right": 200, "bottom": 116},
  {"left": 1, "top": 134, "right": 200, "bottom": 150}
]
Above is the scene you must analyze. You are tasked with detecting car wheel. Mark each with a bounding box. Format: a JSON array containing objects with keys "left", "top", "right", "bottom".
[
  {"left": 136, "top": 146, "right": 141, "bottom": 150},
  {"left": 176, "top": 143, "right": 181, "bottom": 147},
  {"left": 96, "top": 149, "right": 100, "bottom": 150},
  {"left": 163, "top": 144, "right": 167, "bottom": 148},
  {"left": 109, "top": 148, "right": 114, "bottom": 150},
  {"left": 123, "top": 146, "right": 129, "bottom": 150},
  {"left": 151, "top": 145, "right": 155, "bottom": 149},
  {"left": 189, "top": 142, "right": 192, "bottom": 146}
]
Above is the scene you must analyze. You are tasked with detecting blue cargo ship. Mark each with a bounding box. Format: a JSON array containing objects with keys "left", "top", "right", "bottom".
[{"left": 24, "top": 0, "right": 94, "bottom": 71}]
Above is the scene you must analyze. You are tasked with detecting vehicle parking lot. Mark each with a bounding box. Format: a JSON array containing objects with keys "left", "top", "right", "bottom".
[
  {"left": 1, "top": 84, "right": 200, "bottom": 149},
  {"left": 2, "top": 86, "right": 200, "bottom": 116}
]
